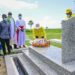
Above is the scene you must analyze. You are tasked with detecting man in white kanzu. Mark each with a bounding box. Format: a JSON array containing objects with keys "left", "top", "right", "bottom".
[
  {"left": 16, "top": 14, "right": 26, "bottom": 48},
  {"left": 8, "top": 12, "right": 17, "bottom": 49}
]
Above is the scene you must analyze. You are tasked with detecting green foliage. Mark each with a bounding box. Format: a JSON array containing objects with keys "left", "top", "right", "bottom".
[
  {"left": 28, "top": 20, "right": 34, "bottom": 26},
  {"left": 26, "top": 29, "right": 62, "bottom": 40},
  {"left": 26, "top": 40, "right": 31, "bottom": 46}
]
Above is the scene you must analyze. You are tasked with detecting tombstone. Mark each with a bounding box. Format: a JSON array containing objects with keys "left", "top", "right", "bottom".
[{"left": 62, "top": 17, "right": 75, "bottom": 63}]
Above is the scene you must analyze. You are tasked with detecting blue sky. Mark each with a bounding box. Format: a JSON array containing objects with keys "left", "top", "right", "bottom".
[{"left": 0, "top": 0, "right": 74, "bottom": 28}]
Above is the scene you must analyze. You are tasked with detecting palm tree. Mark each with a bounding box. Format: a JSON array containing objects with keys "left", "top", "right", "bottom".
[{"left": 28, "top": 20, "right": 34, "bottom": 29}]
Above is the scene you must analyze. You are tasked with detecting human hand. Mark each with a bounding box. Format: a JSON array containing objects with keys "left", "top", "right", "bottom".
[{"left": 18, "top": 27, "right": 21, "bottom": 30}]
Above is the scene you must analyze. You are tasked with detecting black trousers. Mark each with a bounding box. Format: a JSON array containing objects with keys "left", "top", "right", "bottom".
[{"left": 0, "top": 38, "right": 11, "bottom": 55}]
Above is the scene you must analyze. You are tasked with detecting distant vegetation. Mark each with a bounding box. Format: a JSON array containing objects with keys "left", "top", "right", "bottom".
[{"left": 26, "top": 29, "right": 62, "bottom": 48}]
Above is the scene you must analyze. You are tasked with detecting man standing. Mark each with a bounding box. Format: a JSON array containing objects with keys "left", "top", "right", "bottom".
[
  {"left": 0, "top": 14, "right": 11, "bottom": 55},
  {"left": 16, "top": 14, "right": 26, "bottom": 48},
  {"left": 66, "top": 9, "right": 75, "bottom": 20},
  {"left": 8, "top": 12, "right": 17, "bottom": 49}
]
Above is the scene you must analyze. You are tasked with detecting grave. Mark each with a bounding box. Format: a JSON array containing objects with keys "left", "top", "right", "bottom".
[
  {"left": 62, "top": 17, "right": 75, "bottom": 63},
  {"left": 5, "top": 17, "right": 75, "bottom": 75}
]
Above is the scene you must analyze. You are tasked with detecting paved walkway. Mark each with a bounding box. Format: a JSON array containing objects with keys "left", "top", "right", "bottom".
[
  {"left": 0, "top": 56, "right": 7, "bottom": 75},
  {"left": 50, "top": 39, "right": 61, "bottom": 44}
]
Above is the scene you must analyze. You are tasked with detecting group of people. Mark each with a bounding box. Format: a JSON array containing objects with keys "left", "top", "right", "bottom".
[
  {"left": 0, "top": 12, "right": 26, "bottom": 55},
  {"left": 0, "top": 9, "right": 74, "bottom": 55}
]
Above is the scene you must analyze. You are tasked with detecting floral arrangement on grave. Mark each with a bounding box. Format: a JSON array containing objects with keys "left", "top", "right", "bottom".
[{"left": 32, "top": 39, "right": 50, "bottom": 47}]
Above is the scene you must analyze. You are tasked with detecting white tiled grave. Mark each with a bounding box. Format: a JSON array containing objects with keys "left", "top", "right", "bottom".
[
  {"left": 29, "top": 46, "right": 62, "bottom": 63},
  {"left": 5, "top": 46, "right": 75, "bottom": 75},
  {"left": 29, "top": 46, "right": 75, "bottom": 75}
]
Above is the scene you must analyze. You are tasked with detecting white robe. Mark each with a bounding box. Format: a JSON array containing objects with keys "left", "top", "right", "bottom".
[
  {"left": 10, "top": 18, "right": 15, "bottom": 45},
  {"left": 16, "top": 19, "right": 26, "bottom": 46}
]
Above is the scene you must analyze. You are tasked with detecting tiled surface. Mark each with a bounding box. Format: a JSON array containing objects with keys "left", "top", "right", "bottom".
[
  {"left": 5, "top": 53, "right": 43, "bottom": 75},
  {"left": 5, "top": 54, "right": 20, "bottom": 75},
  {"left": 23, "top": 50, "right": 59, "bottom": 75},
  {"left": 18, "top": 54, "right": 42, "bottom": 75},
  {"left": 5, "top": 44, "right": 75, "bottom": 75},
  {"left": 30, "top": 46, "right": 62, "bottom": 63},
  {"left": 29, "top": 46, "right": 75, "bottom": 72}
]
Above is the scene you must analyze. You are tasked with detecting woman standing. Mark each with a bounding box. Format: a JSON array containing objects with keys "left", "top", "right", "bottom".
[
  {"left": 0, "top": 14, "right": 11, "bottom": 55},
  {"left": 16, "top": 14, "right": 26, "bottom": 48}
]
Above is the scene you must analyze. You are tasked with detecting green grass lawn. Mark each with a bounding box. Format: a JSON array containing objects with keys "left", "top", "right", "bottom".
[
  {"left": 26, "top": 29, "right": 62, "bottom": 39},
  {"left": 26, "top": 29, "right": 62, "bottom": 48},
  {"left": 45, "top": 29, "right": 62, "bottom": 39}
]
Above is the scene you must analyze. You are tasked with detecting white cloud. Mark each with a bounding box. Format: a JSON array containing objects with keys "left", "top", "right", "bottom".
[
  {"left": 0, "top": 0, "right": 38, "bottom": 9},
  {"left": 27, "top": 16, "right": 62, "bottom": 29},
  {"left": 40, "top": 16, "right": 62, "bottom": 29}
]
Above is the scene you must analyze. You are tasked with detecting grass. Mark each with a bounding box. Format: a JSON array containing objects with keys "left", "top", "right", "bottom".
[
  {"left": 51, "top": 42, "right": 62, "bottom": 48},
  {"left": 25, "top": 40, "right": 31, "bottom": 46},
  {"left": 26, "top": 29, "right": 62, "bottom": 39},
  {"left": 26, "top": 29, "right": 33, "bottom": 39},
  {"left": 25, "top": 29, "right": 62, "bottom": 48}
]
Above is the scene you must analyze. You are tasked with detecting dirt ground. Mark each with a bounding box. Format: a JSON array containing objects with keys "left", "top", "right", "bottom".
[{"left": 0, "top": 56, "right": 7, "bottom": 75}]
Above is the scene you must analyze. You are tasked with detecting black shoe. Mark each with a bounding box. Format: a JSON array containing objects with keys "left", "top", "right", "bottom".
[
  {"left": 9, "top": 45, "right": 12, "bottom": 50},
  {"left": 14, "top": 44, "right": 17, "bottom": 49}
]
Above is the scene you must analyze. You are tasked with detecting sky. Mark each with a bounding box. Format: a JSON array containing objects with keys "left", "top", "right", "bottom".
[{"left": 0, "top": 0, "right": 74, "bottom": 29}]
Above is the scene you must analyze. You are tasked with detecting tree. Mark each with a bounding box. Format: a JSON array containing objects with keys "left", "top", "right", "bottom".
[
  {"left": 46, "top": 26, "right": 48, "bottom": 29},
  {"left": 28, "top": 20, "right": 34, "bottom": 29}
]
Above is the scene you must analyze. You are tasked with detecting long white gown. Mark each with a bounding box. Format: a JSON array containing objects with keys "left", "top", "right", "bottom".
[
  {"left": 10, "top": 18, "right": 15, "bottom": 46},
  {"left": 16, "top": 19, "right": 26, "bottom": 47}
]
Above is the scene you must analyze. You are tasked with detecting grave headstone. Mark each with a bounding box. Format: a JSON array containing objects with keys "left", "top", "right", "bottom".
[{"left": 62, "top": 17, "right": 75, "bottom": 63}]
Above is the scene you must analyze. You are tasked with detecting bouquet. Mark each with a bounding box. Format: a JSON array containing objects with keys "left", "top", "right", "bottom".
[{"left": 32, "top": 39, "right": 50, "bottom": 47}]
